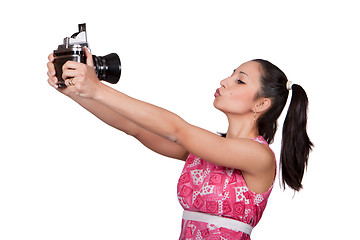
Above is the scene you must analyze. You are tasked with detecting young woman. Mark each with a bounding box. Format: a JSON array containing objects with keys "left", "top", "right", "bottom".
[{"left": 47, "top": 47, "right": 313, "bottom": 239}]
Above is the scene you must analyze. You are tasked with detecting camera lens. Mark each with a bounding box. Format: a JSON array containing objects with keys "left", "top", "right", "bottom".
[{"left": 93, "top": 53, "right": 121, "bottom": 84}]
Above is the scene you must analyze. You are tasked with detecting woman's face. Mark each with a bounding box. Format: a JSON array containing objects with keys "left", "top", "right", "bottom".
[{"left": 213, "top": 61, "right": 263, "bottom": 116}]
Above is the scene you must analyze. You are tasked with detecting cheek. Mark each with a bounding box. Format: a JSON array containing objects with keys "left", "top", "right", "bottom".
[{"left": 231, "top": 91, "right": 255, "bottom": 108}]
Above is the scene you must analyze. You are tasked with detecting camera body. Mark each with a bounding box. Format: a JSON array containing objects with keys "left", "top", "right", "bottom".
[{"left": 53, "top": 23, "right": 121, "bottom": 88}]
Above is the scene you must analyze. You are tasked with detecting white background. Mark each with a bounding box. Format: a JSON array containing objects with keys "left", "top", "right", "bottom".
[{"left": 1, "top": 0, "right": 359, "bottom": 239}]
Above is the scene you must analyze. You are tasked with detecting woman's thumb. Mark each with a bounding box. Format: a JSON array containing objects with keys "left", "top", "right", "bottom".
[{"left": 84, "top": 46, "right": 94, "bottom": 67}]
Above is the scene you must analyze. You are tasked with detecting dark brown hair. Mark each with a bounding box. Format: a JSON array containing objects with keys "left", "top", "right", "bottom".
[{"left": 252, "top": 59, "right": 313, "bottom": 191}]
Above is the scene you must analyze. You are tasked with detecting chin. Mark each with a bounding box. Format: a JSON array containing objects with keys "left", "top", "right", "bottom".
[
  {"left": 213, "top": 102, "right": 225, "bottom": 113},
  {"left": 213, "top": 100, "right": 220, "bottom": 110}
]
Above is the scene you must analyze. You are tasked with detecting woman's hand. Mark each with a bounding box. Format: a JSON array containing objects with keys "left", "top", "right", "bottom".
[
  {"left": 61, "top": 47, "right": 102, "bottom": 99},
  {"left": 47, "top": 47, "right": 102, "bottom": 99}
]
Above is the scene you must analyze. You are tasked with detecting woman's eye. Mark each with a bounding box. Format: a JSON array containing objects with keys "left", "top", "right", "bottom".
[{"left": 237, "top": 79, "right": 245, "bottom": 84}]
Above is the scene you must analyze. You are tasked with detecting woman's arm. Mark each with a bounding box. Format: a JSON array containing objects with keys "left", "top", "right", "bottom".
[
  {"left": 70, "top": 94, "right": 189, "bottom": 160},
  {"left": 60, "top": 47, "right": 274, "bottom": 174},
  {"left": 47, "top": 54, "right": 188, "bottom": 161},
  {"left": 92, "top": 84, "right": 274, "bottom": 174}
]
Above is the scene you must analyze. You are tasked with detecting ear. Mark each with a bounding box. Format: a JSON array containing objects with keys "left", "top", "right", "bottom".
[{"left": 253, "top": 97, "right": 271, "bottom": 113}]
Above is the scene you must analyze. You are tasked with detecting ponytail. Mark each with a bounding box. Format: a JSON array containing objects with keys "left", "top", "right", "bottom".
[
  {"left": 280, "top": 84, "right": 313, "bottom": 191},
  {"left": 252, "top": 59, "right": 313, "bottom": 192}
]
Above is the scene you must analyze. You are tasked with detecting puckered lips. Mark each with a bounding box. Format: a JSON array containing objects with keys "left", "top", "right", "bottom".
[{"left": 214, "top": 88, "right": 221, "bottom": 97}]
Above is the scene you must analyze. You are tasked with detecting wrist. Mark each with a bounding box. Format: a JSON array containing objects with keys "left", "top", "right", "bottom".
[{"left": 92, "top": 82, "right": 110, "bottom": 101}]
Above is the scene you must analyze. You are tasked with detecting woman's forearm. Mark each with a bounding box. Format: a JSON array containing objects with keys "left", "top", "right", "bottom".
[
  {"left": 47, "top": 50, "right": 187, "bottom": 159},
  {"left": 68, "top": 90, "right": 189, "bottom": 160},
  {"left": 68, "top": 93, "right": 140, "bottom": 136},
  {"left": 94, "top": 83, "right": 184, "bottom": 142}
]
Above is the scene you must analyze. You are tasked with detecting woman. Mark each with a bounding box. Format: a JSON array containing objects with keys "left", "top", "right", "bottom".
[{"left": 47, "top": 47, "right": 313, "bottom": 239}]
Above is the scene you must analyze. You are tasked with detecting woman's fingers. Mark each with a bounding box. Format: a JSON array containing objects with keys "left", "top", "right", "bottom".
[
  {"left": 47, "top": 53, "right": 72, "bottom": 95},
  {"left": 61, "top": 60, "right": 83, "bottom": 80},
  {"left": 48, "top": 77, "right": 56, "bottom": 88},
  {"left": 48, "top": 53, "right": 54, "bottom": 62},
  {"left": 62, "top": 60, "right": 81, "bottom": 70},
  {"left": 62, "top": 68, "right": 77, "bottom": 81},
  {"left": 47, "top": 62, "right": 56, "bottom": 77},
  {"left": 84, "top": 47, "right": 94, "bottom": 67},
  {"left": 47, "top": 56, "right": 58, "bottom": 86}
]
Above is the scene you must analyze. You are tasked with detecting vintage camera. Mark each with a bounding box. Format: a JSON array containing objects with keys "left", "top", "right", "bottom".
[{"left": 53, "top": 23, "right": 121, "bottom": 88}]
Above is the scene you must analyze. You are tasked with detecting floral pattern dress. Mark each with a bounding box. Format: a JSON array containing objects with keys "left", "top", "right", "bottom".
[{"left": 177, "top": 136, "right": 275, "bottom": 240}]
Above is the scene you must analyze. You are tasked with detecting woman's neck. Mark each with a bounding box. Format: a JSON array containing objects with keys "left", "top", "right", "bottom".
[{"left": 225, "top": 113, "right": 259, "bottom": 139}]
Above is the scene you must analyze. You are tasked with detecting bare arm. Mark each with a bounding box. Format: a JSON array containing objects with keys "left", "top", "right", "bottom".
[
  {"left": 58, "top": 47, "right": 274, "bottom": 175},
  {"left": 70, "top": 95, "right": 189, "bottom": 160},
  {"left": 47, "top": 54, "right": 188, "bottom": 161},
  {"left": 92, "top": 84, "right": 274, "bottom": 173}
]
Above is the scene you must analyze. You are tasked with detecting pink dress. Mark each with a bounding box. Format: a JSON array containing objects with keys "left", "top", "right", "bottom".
[{"left": 177, "top": 136, "right": 275, "bottom": 240}]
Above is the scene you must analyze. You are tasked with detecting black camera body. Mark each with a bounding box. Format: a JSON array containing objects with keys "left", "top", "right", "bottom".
[{"left": 53, "top": 23, "right": 121, "bottom": 88}]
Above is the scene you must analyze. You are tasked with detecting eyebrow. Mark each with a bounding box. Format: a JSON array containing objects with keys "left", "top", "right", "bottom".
[{"left": 233, "top": 69, "right": 249, "bottom": 77}]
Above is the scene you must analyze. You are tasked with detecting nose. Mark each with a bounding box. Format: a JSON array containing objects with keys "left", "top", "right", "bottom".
[
  {"left": 220, "top": 77, "right": 229, "bottom": 88},
  {"left": 220, "top": 79, "right": 225, "bottom": 87}
]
